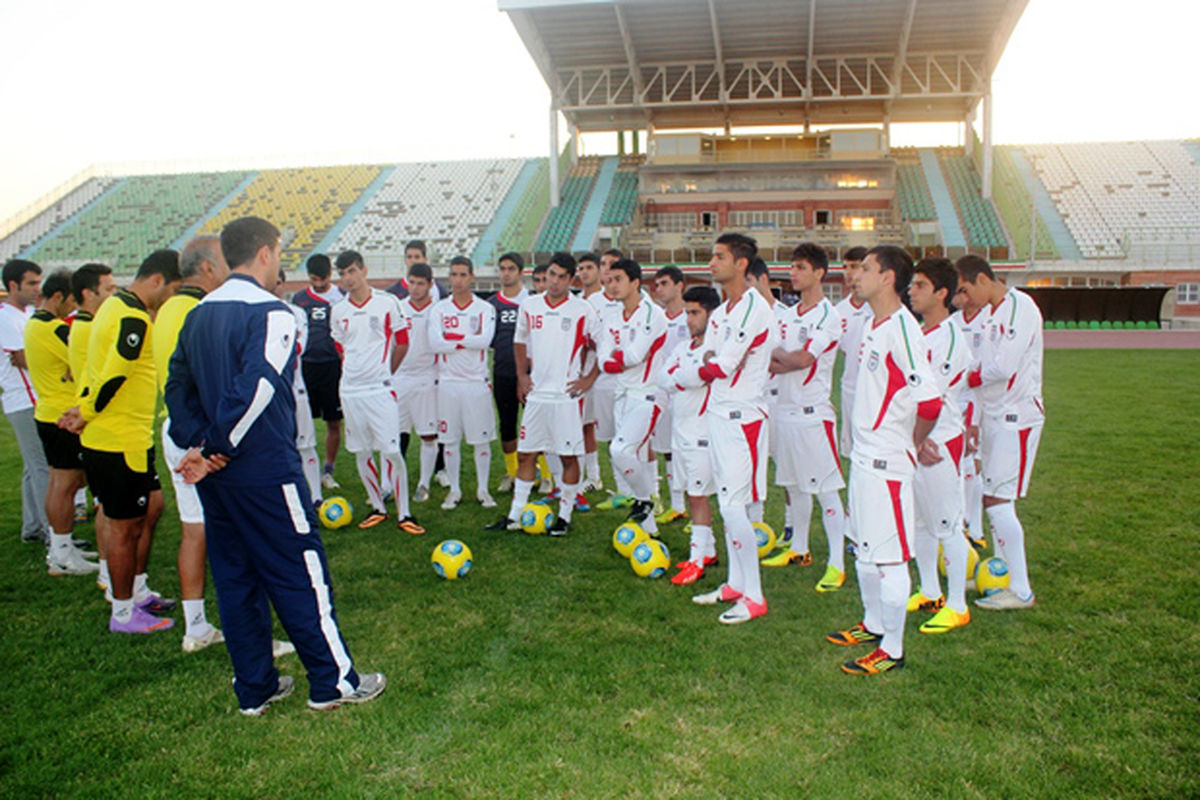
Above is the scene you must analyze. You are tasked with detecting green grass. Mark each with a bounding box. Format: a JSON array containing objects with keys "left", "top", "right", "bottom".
[{"left": 2, "top": 350, "right": 1198, "bottom": 798}]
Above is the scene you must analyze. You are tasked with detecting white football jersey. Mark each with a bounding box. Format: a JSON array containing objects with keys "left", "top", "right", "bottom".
[
  {"left": 972, "top": 288, "right": 1044, "bottom": 426},
  {"left": 657, "top": 339, "right": 712, "bottom": 445},
  {"left": 586, "top": 291, "right": 621, "bottom": 390},
  {"left": 396, "top": 296, "right": 438, "bottom": 382},
  {"left": 662, "top": 309, "right": 691, "bottom": 361},
  {"left": 515, "top": 293, "right": 600, "bottom": 401},
  {"left": 950, "top": 307, "right": 987, "bottom": 427},
  {"left": 429, "top": 295, "right": 495, "bottom": 384},
  {"left": 675, "top": 288, "right": 775, "bottom": 419},
  {"left": 597, "top": 296, "right": 669, "bottom": 397},
  {"left": 775, "top": 296, "right": 842, "bottom": 423},
  {"left": 835, "top": 295, "right": 872, "bottom": 398},
  {"left": 330, "top": 289, "right": 407, "bottom": 396},
  {"left": 763, "top": 301, "right": 790, "bottom": 403},
  {"left": 922, "top": 320, "right": 972, "bottom": 445},
  {"left": 850, "top": 306, "right": 941, "bottom": 478}
]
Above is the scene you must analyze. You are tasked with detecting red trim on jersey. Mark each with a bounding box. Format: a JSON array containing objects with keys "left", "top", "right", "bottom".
[
  {"left": 1006, "top": 371, "right": 1017, "bottom": 392},
  {"left": 887, "top": 479, "right": 910, "bottom": 560},
  {"left": 348, "top": 293, "right": 372, "bottom": 309},
  {"left": 964, "top": 400, "right": 975, "bottom": 426},
  {"left": 823, "top": 419, "right": 841, "bottom": 463},
  {"left": 570, "top": 315, "right": 588, "bottom": 367},
  {"left": 306, "top": 287, "right": 332, "bottom": 305},
  {"left": 916, "top": 397, "right": 942, "bottom": 421},
  {"left": 802, "top": 340, "right": 838, "bottom": 385},
  {"left": 639, "top": 404, "right": 662, "bottom": 449},
  {"left": 742, "top": 419, "right": 764, "bottom": 502},
  {"left": 1034, "top": 398, "right": 1044, "bottom": 416},
  {"left": 871, "top": 312, "right": 894, "bottom": 330},
  {"left": 395, "top": 328, "right": 409, "bottom": 346},
  {"left": 944, "top": 433, "right": 965, "bottom": 473},
  {"left": 849, "top": 296, "right": 866, "bottom": 310},
  {"left": 948, "top": 370, "right": 963, "bottom": 387},
  {"left": 1017, "top": 427, "right": 1032, "bottom": 494},
  {"left": 622, "top": 303, "right": 638, "bottom": 322},
  {"left": 494, "top": 292, "right": 522, "bottom": 307},
  {"left": 641, "top": 332, "right": 667, "bottom": 382},
  {"left": 871, "top": 352, "right": 907, "bottom": 431},
  {"left": 382, "top": 313, "right": 394, "bottom": 362},
  {"left": 666, "top": 309, "right": 683, "bottom": 320},
  {"left": 545, "top": 295, "right": 569, "bottom": 309},
  {"left": 406, "top": 298, "right": 432, "bottom": 312},
  {"left": 961, "top": 307, "right": 982, "bottom": 324},
  {"left": 967, "top": 367, "right": 982, "bottom": 388},
  {"left": 924, "top": 322, "right": 941, "bottom": 335},
  {"left": 17, "top": 364, "right": 35, "bottom": 405},
  {"left": 698, "top": 385, "right": 711, "bottom": 416},
  {"left": 453, "top": 296, "right": 473, "bottom": 310},
  {"left": 729, "top": 328, "right": 771, "bottom": 387}
]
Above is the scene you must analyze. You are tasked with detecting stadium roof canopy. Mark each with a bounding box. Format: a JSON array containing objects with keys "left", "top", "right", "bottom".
[{"left": 500, "top": 0, "right": 1028, "bottom": 131}]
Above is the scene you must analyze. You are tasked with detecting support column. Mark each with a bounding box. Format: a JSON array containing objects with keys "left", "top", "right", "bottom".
[
  {"left": 568, "top": 123, "right": 578, "bottom": 167},
  {"left": 549, "top": 104, "right": 560, "bottom": 209},
  {"left": 617, "top": 130, "right": 625, "bottom": 156},
  {"left": 981, "top": 82, "right": 994, "bottom": 200}
]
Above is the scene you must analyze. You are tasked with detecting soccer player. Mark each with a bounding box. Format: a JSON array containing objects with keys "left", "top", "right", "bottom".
[
  {"left": 531, "top": 264, "right": 549, "bottom": 294},
  {"left": 488, "top": 253, "right": 599, "bottom": 535},
  {"left": 762, "top": 244, "right": 850, "bottom": 594},
  {"left": 293, "top": 254, "right": 344, "bottom": 491},
  {"left": 167, "top": 216, "right": 385, "bottom": 715},
  {"left": 24, "top": 269, "right": 97, "bottom": 575},
  {"left": 686, "top": 233, "right": 776, "bottom": 625},
  {"left": 835, "top": 246, "right": 871, "bottom": 456},
  {"left": 1, "top": 259, "right": 51, "bottom": 545},
  {"left": 745, "top": 256, "right": 785, "bottom": 527},
  {"left": 651, "top": 266, "right": 691, "bottom": 525},
  {"left": 429, "top": 256, "right": 497, "bottom": 511},
  {"left": 330, "top": 251, "right": 421, "bottom": 534},
  {"left": 386, "top": 239, "right": 443, "bottom": 303},
  {"left": 907, "top": 258, "right": 974, "bottom": 633},
  {"left": 393, "top": 262, "right": 441, "bottom": 503},
  {"left": 488, "top": 252, "right": 529, "bottom": 493},
  {"left": 69, "top": 263, "right": 116, "bottom": 589},
  {"left": 951, "top": 278, "right": 988, "bottom": 550},
  {"left": 597, "top": 258, "right": 668, "bottom": 533},
  {"left": 576, "top": 252, "right": 605, "bottom": 493},
  {"left": 957, "top": 255, "right": 1044, "bottom": 611},
  {"left": 153, "top": 236, "right": 229, "bottom": 650},
  {"left": 826, "top": 245, "right": 941, "bottom": 675},
  {"left": 589, "top": 249, "right": 635, "bottom": 508},
  {"left": 659, "top": 285, "right": 722, "bottom": 585},
  {"left": 61, "top": 250, "right": 182, "bottom": 634}
]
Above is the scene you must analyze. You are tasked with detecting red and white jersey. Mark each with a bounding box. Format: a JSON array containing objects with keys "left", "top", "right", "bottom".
[
  {"left": 0, "top": 303, "right": 35, "bottom": 414},
  {"left": 330, "top": 289, "right": 407, "bottom": 396},
  {"left": 661, "top": 309, "right": 691, "bottom": 362},
  {"left": 396, "top": 296, "right": 438, "bottom": 382},
  {"left": 969, "top": 288, "right": 1045, "bottom": 426},
  {"left": 922, "top": 320, "right": 972, "bottom": 445},
  {"left": 950, "top": 307, "right": 987, "bottom": 427},
  {"left": 586, "top": 291, "right": 621, "bottom": 390},
  {"left": 776, "top": 296, "right": 842, "bottom": 423},
  {"left": 763, "top": 301, "right": 790, "bottom": 403},
  {"left": 835, "top": 295, "right": 872, "bottom": 398},
  {"left": 597, "top": 296, "right": 669, "bottom": 397},
  {"left": 657, "top": 339, "right": 709, "bottom": 444},
  {"left": 515, "top": 293, "right": 600, "bottom": 401},
  {"left": 429, "top": 294, "right": 495, "bottom": 384},
  {"left": 677, "top": 288, "right": 775, "bottom": 419},
  {"left": 850, "top": 306, "right": 942, "bottom": 478}
]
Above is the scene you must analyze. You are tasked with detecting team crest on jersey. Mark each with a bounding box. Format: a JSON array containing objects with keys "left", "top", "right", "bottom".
[
  {"left": 369, "top": 316, "right": 380, "bottom": 333},
  {"left": 867, "top": 350, "right": 880, "bottom": 371},
  {"left": 472, "top": 315, "right": 482, "bottom": 334},
  {"left": 908, "top": 372, "right": 922, "bottom": 387},
  {"left": 972, "top": 333, "right": 982, "bottom": 349},
  {"left": 989, "top": 325, "right": 999, "bottom": 342},
  {"left": 560, "top": 317, "right": 572, "bottom": 331}
]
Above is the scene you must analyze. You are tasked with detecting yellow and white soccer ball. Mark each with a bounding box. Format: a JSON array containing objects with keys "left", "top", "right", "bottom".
[
  {"left": 753, "top": 521, "right": 776, "bottom": 557},
  {"left": 318, "top": 496, "right": 353, "bottom": 529},
  {"left": 431, "top": 539, "right": 473, "bottom": 580},
  {"left": 938, "top": 542, "right": 980, "bottom": 580},
  {"left": 629, "top": 539, "right": 671, "bottom": 578},
  {"left": 520, "top": 502, "right": 556, "bottom": 535},
  {"left": 612, "top": 521, "right": 650, "bottom": 558},
  {"left": 975, "top": 556, "right": 1011, "bottom": 595}
]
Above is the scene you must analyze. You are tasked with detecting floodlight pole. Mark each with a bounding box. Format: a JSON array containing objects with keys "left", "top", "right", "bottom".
[{"left": 549, "top": 103, "right": 561, "bottom": 209}]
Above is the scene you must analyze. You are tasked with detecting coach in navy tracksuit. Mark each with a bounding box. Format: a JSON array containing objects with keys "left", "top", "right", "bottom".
[{"left": 166, "top": 216, "right": 384, "bottom": 714}]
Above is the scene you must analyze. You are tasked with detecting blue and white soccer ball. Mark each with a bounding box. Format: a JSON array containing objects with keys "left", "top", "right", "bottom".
[
  {"left": 318, "top": 496, "right": 353, "bottom": 529},
  {"left": 612, "top": 521, "right": 650, "bottom": 558},
  {"left": 520, "top": 502, "right": 556, "bottom": 535},
  {"left": 630, "top": 539, "right": 670, "bottom": 578},
  {"left": 431, "top": 539, "right": 473, "bottom": 580},
  {"left": 975, "top": 556, "right": 1011, "bottom": 596},
  {"left": 753, "top": 521, "right": 776, "bottom": 557}
]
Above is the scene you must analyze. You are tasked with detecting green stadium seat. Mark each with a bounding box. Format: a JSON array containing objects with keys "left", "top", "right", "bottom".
[
  {"left": 1088, "top": 320, "right": 1101, "bottom": 330},
  {"left": 1065, "top": 320, "right": 1078, "bottom": 329},
  {"left": 1054, "top": 320, "right": 1067, "bottom": 329},
  {"left": 1044, "top": 320, "right": 1054, "bottom": 329},
  {"left": 1099, "top": 320, "right": 1112, "bottom": 329},
  {"left": 1135, "top": 320, "right": 1148, "bottom": 329},
  {"left": 1148, "top": 321, "right": 1160, "bottom": 330}
]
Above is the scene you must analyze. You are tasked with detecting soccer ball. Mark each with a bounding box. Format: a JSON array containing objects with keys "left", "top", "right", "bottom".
[
  {"left": 612, "top": 522, "right": 650, "bottom": 558},
  {"left": 431, "top": 539, "right": 473, "bottom": 580},
  {"left": 753, "top": 521, "right": 776, "bottom": 557},
  {"left": 975, "top": 556, "right": 1011, "bottom": 596},
  {"left": 938, "top": 542, "right": 980, "bottom": 580},
  {"left": 630, "top": 539, "right": 671, "bottom": 578},
  {"left": 318, "top": 497, "right": 353, "bottom": 529},
  {"left": 520, "top": 502, "right": 556, "bottom": 535}
]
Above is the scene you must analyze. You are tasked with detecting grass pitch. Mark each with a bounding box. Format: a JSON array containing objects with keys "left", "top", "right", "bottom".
[{"left": 1, "top": 349, "right": 1198, "bottom": 798}]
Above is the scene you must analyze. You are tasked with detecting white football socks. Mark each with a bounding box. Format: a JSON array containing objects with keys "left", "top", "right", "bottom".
[
  {"left": 585, "top": 451, "right": 601, "bottom": 484},
  {"left": 787, "top": 492, "right": 813, "bottom": 555},
  {"left": 386, "top": 453, "right": 410, "bottom": 518},
  {"left": 182, "top": 599, "right": 212, "bottom": 638},
  {"left": 941, "top": 532, "right": 970, "bottom": 613},
  {"left": 689, "top": 524, "right": 715, "bottom": 566},
  {"left": 558, "top": 481, "right": 578, "bottom": 524},
  {"left": 986, "top": 501, "right": 1032, "bottom": 599},
  {"left": 355, "top": 452, "right": 385, "bottom": 513},
  {"left": 878, "top": 562, "right": 910, "bottom": 658},
  {"left": 443, "top": 445, "right": 462, "bottom": 495},
  {"left": 913, "top": 527, "right": 942, "bottom": 600},
  {"left": 418, "top": 439, "right": 438, "bottom": 489},
  {"left": 507, "top": 478, "right": 534, "bottom": 522},
  {"left": 721, "top": 502, "right": 762, "bottom": 604},
  {"left": 817, "top": 491, "right": 848, "bottom": 571},
  {"left": 50, "top": 530, "right": 72, "bottom": 558},
  {"left": 133, "top": 572, "right": 151, "bottom": 603},
  {"left": 858, "top": 561, "right": 883, "bottom": 635},
  {"left": 666, "top": 455, "right": 685, "bottom": 511},
  {"left": 964, "top": 461, "right": 984, "bottom": 541},
  {"left": 473, "top": 446, "right": 491, "bottom": 499},
  {"left": 748, "top": 500, "right": 764, "bottom": 524},
  {"left": 300, "top": 446, "right": 322, "bottom": 504},
  {"left": 111, "top": 597, "right": 134, "bottom": 624}
]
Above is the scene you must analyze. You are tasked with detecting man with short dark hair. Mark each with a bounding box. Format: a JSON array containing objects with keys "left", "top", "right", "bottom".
[
  {"left": 394, "top": 262, "right": 441, "bottom": 506},
  {"left": 531, "top": 264, "right": 549, "bottom": 294},
  {"left": 293, "top": 253, "right": 343, "bottom": 490},
  {"left": 489, "top": 252, "right": 529, "bottom": 493},
  {"left": 24, "top": 269, "right": 96, "bottom": 575},
  {"left": 835, "top": 245, "right": 871, "bottom": 456},
  {"left": 387, "top": 240, "right": 443, "bottom": 303},
  {"left": 61, "top": 250, "right": 183, "bottom": 634},
  {"left": 1, "top": 258, "right": 51, "bottom": 545},
  {"left": 167, "top": 216, "right": 385, "bottom": 714}
]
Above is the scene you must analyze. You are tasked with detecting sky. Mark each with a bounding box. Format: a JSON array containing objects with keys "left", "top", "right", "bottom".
[{"left": 1, "top": 0, "right": 1197, "bottom": 225}]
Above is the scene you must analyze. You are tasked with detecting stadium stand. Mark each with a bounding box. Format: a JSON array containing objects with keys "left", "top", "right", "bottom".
[
  {"left": 472, "top": 158, "right": 546, "bottom": 265},
  {"left": 893, "top": 149, "right": 936, "bottom": 221},
  {"left": 27, "top": 172, "right": 253, "bottom": 269},
  {"left": 200, "top": 165, "right": 383, "bottom": 264},
  {"left": 992, "top": 146, "right": 1060, "bottom": 261},
  {"left": 938, "top": 149, "right": 1008, "bottom": 249},
  {"left": 916, "top": 149, "right": 968, "bottom": 247},
  {"left": 599, "top": 156, "right": 643, "bottom": 226},
  {"left": 534, "top": 156, "right": 600, "bottom": 253},
  {"left": 489, "top": 159, "right": 550, "bottom": 260},
  {"left": 572, "top": 156, "right": 619, "bottom": 251},
  {"left": 1023, "top": 141, "right": 1200, "bottom": 259},
  {"left": 0, "top": 177, "right": 121, "bottom": 261},
  {"left": 330, "top": 159, "right": 523, "bottom": 262}
]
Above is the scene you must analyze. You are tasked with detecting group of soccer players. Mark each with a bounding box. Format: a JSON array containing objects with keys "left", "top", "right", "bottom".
[{"left": 3, "top": 225, "right": 1044, "bottom": 680}]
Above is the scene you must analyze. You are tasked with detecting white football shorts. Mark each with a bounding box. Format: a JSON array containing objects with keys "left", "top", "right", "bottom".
[
  {"left": 772, "top": 413, "right": 845, "bottom": 493},
  {"left": 396, "top": 379, "right": 438, "bottom": 438},
  {"left": 342, "top": 388, "right": 401, "bottom": 454},
  {"left": 914, "top": 434, "right": 966, "bottom": 541},
  {"left": 708, "top": 411, "right": 769, "bottom": 509},
  {"left": 438, "top": 380, "right": 495, "bottom": 446},
  {"left": 980, "top": 417, "right": 1042, "bottom": 501},
  {"left": 161, "top": 418, "right": 204, "bottom": 524},
  {"left": 849, "top": 461, "right": 914, "bottom": 565},
  {"left": 518, "top": 396, "right": 585, "bottom": 456}
]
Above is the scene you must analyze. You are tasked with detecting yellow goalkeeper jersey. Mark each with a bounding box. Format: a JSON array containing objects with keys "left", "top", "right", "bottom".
[
  {"left": 153, "top": 285, "right": 205, "bottom": 397},
  {"left": 23, "top": 310, "right": 74, "bottom": 423}
]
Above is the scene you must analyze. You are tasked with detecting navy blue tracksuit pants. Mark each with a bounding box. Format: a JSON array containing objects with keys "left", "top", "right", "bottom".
[{"left": 198, "top": 475, "right": 359, "bottom": 708}]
